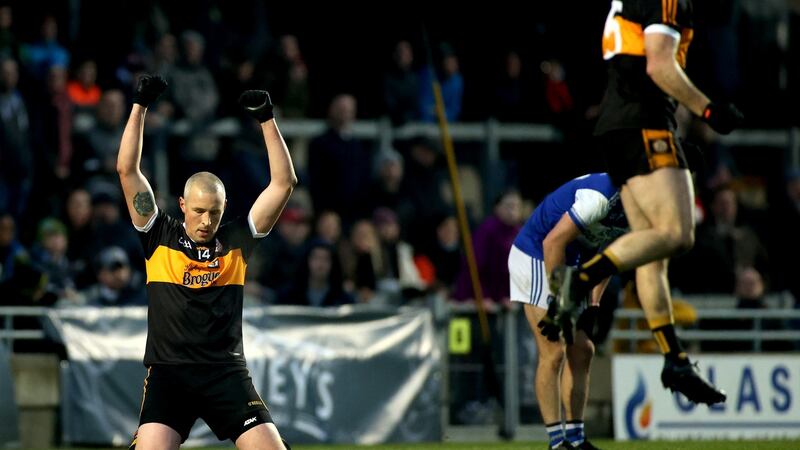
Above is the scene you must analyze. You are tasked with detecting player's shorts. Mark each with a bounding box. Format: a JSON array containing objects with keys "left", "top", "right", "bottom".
[
  {"left": 598, "top": 128, "right": 688, "bottom": 187},
  {"left": 136, "top": 364, "right": 273, "bottom": 443},
  {"left": 508, "top": 245, "right": 551, "bottom": 309}
]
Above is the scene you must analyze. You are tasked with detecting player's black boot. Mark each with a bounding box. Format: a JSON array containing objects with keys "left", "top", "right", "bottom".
[
  {"left": 575, "top": 439, "right": 602, "bottom": 450},
  {"left": 551, "top": 441, "right": 576, "bottom": 449},
  {"left": 661, "top": 357, "right": 726, "bottom": 405}
]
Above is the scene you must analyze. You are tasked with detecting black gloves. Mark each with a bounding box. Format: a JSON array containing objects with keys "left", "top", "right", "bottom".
[
  {"left": 132, "top": 75, "right": 167, "bottom": 107},
  {"left": 702, "top": 102, "right": 744, "bottom": 135},
  {"left": 238, "top": 90, "right": 275, "bottom": 123},
  {"left": 538, "top": 296, "right": 576, "bottom": 344}
]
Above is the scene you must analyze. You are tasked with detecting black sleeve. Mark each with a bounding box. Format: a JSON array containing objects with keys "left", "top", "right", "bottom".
[
  {"left": 136, "top": 208, "right": 179, "bottom": 259},
  {"left": 219, "top": 215, "right": 267, "bottom": 260},
  {"left": 629, "top": 0, "right": 688, "bottom": 30}
]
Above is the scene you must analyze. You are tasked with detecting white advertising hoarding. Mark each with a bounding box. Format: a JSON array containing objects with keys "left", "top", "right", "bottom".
[{"left": 613, "top": 355, "right": 800, "bottom": 440}]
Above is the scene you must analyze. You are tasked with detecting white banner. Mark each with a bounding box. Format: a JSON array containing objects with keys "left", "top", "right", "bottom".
[
  {"left": 45, "top": 306, "right": 441, "bottom": 446},
  {"left": 613, "top": 355, "right": 800, "bottom": 440}
]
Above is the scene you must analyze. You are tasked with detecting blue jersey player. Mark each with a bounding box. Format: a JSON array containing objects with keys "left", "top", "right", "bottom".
[{"left": 509, "top": 173, "right": 626, "bottom": 450}]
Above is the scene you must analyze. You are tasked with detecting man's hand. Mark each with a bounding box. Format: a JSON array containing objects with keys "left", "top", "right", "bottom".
[
  {"left": 132, "top": 75, "right": 168, "bottom": 108},
  {"left": 702, "top": 102, "right": 744, "bottom": 135},
  {"left": 238, "top": 90, "right": 274, "bottom": 123},
  {"left": 538, "top": 296, "right": 576, "bottom": 344}
]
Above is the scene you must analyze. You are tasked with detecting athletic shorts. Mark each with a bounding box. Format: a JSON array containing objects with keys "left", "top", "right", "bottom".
[
  {"left": 508, "top": 245, "right": 551, "bottom": 309},
  {"left": 598, "top": 128, "right": 688, "bottom": 187},
  {"left": 136, "top": 364, "right": 273, "bottom": 443}
]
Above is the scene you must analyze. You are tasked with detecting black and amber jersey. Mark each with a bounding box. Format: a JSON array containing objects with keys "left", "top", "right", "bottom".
[
  {"left": 594, "top": 0, "right": 694, "bottom": 135},
  {"left": 136, "top": 208, "right": 265, "bottom": 365}
]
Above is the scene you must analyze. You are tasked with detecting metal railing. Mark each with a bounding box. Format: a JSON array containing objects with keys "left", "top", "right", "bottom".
[
  {"left": 0, "top": 307, "right": 47, "bottom": 349},
  {"left": 157, "top": 117, "right": 800, "bottom": 212},
  {"left": 611, "top": 308, "right": 800, "bottom": 352}
]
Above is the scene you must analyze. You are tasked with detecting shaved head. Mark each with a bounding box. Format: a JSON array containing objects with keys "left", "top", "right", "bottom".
[
  {"left": 180, "top": 172, "right": 226, "bottom": 243},
  {"left": 184, "top": 172, "right": 225, "bottom": 200}
]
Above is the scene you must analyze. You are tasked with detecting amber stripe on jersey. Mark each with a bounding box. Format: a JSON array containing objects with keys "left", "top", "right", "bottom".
[
  {"left": 138, "top": 366, "right": 151, "bottom": 417},
  {"left": 662, "top": 0, "right": 678, "bottom": 25},
  {"left": 145, "top": 246, "right": 247, "bottom": 288}
]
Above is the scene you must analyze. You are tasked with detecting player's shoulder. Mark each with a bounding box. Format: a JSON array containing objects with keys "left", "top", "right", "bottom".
[
  {"left": 569, "top": 173, "right": 618, "bottom": 199},
  {"left": 135, "top": 207, "right": 180, "bottom": 234}
]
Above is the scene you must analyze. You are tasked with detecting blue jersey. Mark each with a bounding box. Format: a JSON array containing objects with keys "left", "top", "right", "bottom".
[{"left": 513, "top": 173, "right": 627, "bottom": 265}]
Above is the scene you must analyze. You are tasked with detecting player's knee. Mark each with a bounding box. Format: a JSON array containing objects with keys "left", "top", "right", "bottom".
[
  {"left": 538, "top": 346, "right": 566, "bottom": 372},
  {"left": 662, "top": 226, "right": 694, "bottom": 254},
  {"left": 571, "top": 339, "right": 595, "bottom": 368}
]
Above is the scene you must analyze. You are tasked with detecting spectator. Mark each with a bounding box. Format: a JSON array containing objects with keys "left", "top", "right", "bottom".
[
  {"left": 149, "top": 33, "right": 178, "bottom": 75},
  {"left": 165, "top": 30, "right": 219, "bottom": 124},
  {"left": 0, "top": 4, "right": 18, "bottom": 59},
  {"left": 75, "top": 89, "right": 126, "bottom": 180},
  {"left": 278, "top": 240, "right": 353, "bottom": 307},
  {"left": 19, "top": 15, "right": 69, "bottom": 81},
  {"left": 315, "top": 210, "right": 342, "bottom": 246},
  {"left": 57, "top": 246, "right": 146, "bottom": 307},
  {"left": 30, "top": 217, "right": 75, "bottom": 302},
  {"left": 30, "top": 64, "right": 72, "bottom": 183},
  {"left": 341, "top": 219, "right": 381, "bottom": 302},
  {"left": 307, "top": 94, "right": 372, "bottom": 226},
  {"left": 540, "top": 58, "right": 576, "bottom": 129},
  {"left": 366, "top": 148, "right": 413, "bottom": 227},
  {"left": 769, "top": 170, "right": 800, "bottom": 302},
  {"left": 0, "top": 57, "right": 33, "bottom": 221},
  {"left": 62, "top": 188, "right": 93, "bottom": 287},
  {"left": 403, "top": 137, "right": 450, "bottom": 246},
  {"left": 383, "top": 40, "right": 419, "bottom": 125},
  {"left": 424, "top": 214, "right": 461, "bottom": 294},
  {"left": 251, "top": 205, "right": 312, "bottom": 298},
  {"left": 419, "top": 42, "right": 463, "bottom": 122},
  {"left": 86, "top": 186, "right": 145, "bottom": 270},
  {"left": 274, "top": 34, "right": 309, "bottom": 119},
  {"left": 491, "top": 50, "right": 530, "bottom": 122},
  {"left": 673, "top": 185, "right": 769, "bottom": 293},
  {"left": 701, "top": 268, "right": 791, "bottom": 352},
  {"left": 454, "top": 189, "right": 523, "bottom": 303},
  {"left": 67, "top": 59, "right": 101, "bottom": 108},
  {"left": 0, "top": 212, "right": 28, "bottom": 285},
  {"left": 372, "top": 207, "right": 427, "bottom": 303}
]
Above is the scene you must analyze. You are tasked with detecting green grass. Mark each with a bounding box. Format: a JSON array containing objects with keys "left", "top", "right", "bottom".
[
  {"left": 294, "top": 441, "right": 800, "bottom": 450},
  {"left": 51, "top": 440, "right": 800, "bottom": 450}
]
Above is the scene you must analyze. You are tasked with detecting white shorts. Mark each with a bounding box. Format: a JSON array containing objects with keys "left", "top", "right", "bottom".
[{"left": 508, "top": 245, "right": 551, "bottom": 309}]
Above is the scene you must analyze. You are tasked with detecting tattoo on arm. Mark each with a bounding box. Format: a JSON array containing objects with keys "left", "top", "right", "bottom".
[{"left": 133, "top": 192, "right": 155, "bottom": 217}]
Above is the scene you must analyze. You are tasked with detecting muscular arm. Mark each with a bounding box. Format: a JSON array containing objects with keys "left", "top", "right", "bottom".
[
  {"left": 644, "top": 32, "right": 709, "bottom": 117},
  {"left": 542, "top": 213, "right": 582, "bottom": 277},
  {"left": 116, "top": 105, "right": 157, "bottom": 228},
  {"left": 249, "top": 119, "right": 298, "bottom": 235}
]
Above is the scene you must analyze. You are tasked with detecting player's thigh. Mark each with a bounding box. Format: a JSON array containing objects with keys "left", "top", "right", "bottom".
[
  {"left": 619, "top": 185, "right": 651, "bottom": 232},
  {"left": 198, "top": 365, "right": 275, "bottom": 443},
  {"left": 626, "top": 167, "right": 694, "bottom": 231},
  {"left": 133, "top": 423, "right": 181, "bottom": 450},
  {"left": 235, "top": 423, "right": 286, "bottom": 450},
  {"left": 524, "top": 304, "right": 566, "bottom": 365}
]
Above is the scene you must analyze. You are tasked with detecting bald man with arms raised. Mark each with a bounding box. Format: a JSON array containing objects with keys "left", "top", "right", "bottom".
[{"left": 116, "top": 75, "right": 296, "bottom": 450}]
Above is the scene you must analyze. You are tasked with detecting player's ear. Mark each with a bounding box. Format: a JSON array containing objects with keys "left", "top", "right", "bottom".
[{"left": 179, "top": 197, "right": 186, "bottom": 213}]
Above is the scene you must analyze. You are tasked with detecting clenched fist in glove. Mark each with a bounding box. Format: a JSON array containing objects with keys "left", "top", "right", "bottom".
[
  {"left": 132, "top": 75, "right": 167, "bottom": 108},
  {"left": 238, "top": 90, "right": 274, "bottom": 123}
]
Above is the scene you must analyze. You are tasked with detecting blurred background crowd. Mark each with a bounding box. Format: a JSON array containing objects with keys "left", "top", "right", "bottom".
[{"left": 1, "top": 0, "right": 800, "bottom": 326}]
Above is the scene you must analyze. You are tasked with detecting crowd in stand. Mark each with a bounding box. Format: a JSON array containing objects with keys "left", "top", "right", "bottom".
[{"left": 1, "top": 1, "right": 799, "bottom": 328}]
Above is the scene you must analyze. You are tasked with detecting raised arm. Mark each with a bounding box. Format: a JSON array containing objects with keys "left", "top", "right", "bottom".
[
  {"left": 238, "top": 91, "right": 298, "bottom": 236},
  {"left": 644, "top": 32, "right": 743, "bottom": 134},
  {"left": 116, "top": 75, "right": 167, "bottom": 228}
]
